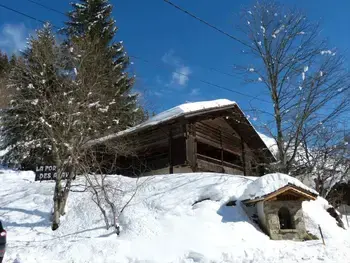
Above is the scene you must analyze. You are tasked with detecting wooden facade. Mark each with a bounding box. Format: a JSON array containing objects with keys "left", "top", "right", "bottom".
[{"left": 95, "top": 103, "right": 275, "bottom": 177}]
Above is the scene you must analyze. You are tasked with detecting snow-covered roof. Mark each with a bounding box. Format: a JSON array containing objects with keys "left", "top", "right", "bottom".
[
  {"left": 240, "top": 173, "right": 318, "bottom": 201},
  {"left": 88, "top": 99, "right": 236, "bottom": 145},
  {"left": 121, "top": 99, "right": 236, "bottom": 135},
  {"left": 257, "top": 132, "right": 278, "bottom": 158}
]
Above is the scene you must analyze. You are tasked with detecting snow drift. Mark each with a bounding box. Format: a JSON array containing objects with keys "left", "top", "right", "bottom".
[{"left": 0, "top": 170, "right": 349, "bottom": 263}]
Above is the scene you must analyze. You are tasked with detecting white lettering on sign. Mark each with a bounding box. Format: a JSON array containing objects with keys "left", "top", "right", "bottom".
[
  {"left": 35, "top": 164, "right": 72, "bottom": 181},
  {"left": 36, "top": 166, "right": 44, "bottom": 172}
]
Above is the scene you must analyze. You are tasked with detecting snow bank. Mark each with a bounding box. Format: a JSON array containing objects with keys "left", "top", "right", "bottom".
[
  {"left": 240, "top": 173, "right": 318, "bottom": 201},
  {"left": 303, "top": 197, "right": 345, "bottom": 239},
  {"left": 0, "top": 170, "right": 349, "bottom": 263}
]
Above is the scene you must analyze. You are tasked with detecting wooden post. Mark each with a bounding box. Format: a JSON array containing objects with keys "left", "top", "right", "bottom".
[
  {"left": 189, "top": 123, "right": 198, "bottom": 172},
  {"left": 342, "top": 205, "right": 349, "bottom": 228},
  {"left": 241, "top": 137, "right": 246, "bottom": 176},
  {"left": 220, "top": 130, "right": 224, "bottom": 172},
  {"left": 169, "top": 128, "right": 173, "bottom": 174},
  {"left": 318, "top": 225, "right": 325, "bottom": 245},
  {"left": 186, "top": 124, "right": 196, "bottom": 171}
]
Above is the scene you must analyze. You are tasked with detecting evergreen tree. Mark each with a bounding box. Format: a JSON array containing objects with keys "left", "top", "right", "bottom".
[
  {"left": 0, "top": 24, "right": 61, "bottom": 168},
  {"left": 63, "top": 0, "right": 143, "bottom": 137},
  {"left": 0, "top": 51, "right": 9, "bottom": 74},
  {"left": 0, "top": 50, "right": 10, "bottom": 109}
]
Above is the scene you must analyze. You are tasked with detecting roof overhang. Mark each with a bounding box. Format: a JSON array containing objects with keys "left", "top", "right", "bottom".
[{"left": 242, "top": 184, "right": 318, "bottom": 204}]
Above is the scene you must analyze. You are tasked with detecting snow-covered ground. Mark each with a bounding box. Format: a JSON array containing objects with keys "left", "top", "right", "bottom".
[{"left": 0, "top": 170, "right": 349, "bottom": 263}]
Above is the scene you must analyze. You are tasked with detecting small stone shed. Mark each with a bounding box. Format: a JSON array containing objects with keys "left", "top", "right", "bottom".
[{"left": 241, "top": 173, "right": 318, "bottom": 241}]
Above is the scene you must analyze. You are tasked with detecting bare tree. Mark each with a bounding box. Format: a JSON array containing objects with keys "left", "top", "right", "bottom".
[
  {"left": 74, "top": 141, "right": 150, "bottom": 234},
  {"left": 296, "top": 122, "right": 350, "bottom": 197},
  {"left": 237, "top": 1, "right": 350, "bottom": 174}
]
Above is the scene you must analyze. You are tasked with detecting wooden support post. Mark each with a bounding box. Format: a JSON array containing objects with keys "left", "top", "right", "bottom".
[
  {"left": 318, "top": 225, "right": 325, "bottom": 245},
  {"left": 169, "top": 128, "right": 173, "bottom": 174},
  {"left": 241, "top": 137, "right": 246, "bottom": 176},
  {"left": 342, "top": 205, "right": 349, "bottom": 228},
  {"left": 191, "top": 124, "right": 198, "bottom": 172},
  {"left": 220, "top": 130, "right": 224, "bottom": 172}
]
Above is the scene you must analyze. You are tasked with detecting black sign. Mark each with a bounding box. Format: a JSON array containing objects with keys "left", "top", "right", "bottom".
[{"left": 35, "top": 165, "right": 72, "bottom": 181}]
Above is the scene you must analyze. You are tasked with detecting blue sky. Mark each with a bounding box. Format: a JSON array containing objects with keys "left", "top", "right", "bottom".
[{"left": 0, "top": 0, "right": 349, "bottom": 120}]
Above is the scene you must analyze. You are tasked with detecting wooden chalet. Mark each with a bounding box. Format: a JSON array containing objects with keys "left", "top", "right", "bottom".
[{"left": 89, "top": 99, "right": 275, "bottom": 177}]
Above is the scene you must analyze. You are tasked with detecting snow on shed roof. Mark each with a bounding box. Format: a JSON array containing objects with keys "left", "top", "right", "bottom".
[
  {"left": 240, "top": 173, "right": 318, "bottom": 201},
  {"left": 87, "top": 99, "right": 236, "bottom": 145}
]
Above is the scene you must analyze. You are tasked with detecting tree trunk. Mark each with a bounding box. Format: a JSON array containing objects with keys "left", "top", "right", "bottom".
[
  {"left": 59, "top": 172, "right": 73, "bottom": 216},
  {"left": 273, "top": 94, "right": 287, "bottom": 173},
  {"left": 59, "top": 187, "right": 69, "bottom": 216},
  {"left": 52, "top": 178, "right": 62, "bottom": 230}
]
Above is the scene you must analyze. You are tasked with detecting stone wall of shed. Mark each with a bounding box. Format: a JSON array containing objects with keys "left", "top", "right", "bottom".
[{"left": 264, "top": 200, "right": 307, "bottom": 241}]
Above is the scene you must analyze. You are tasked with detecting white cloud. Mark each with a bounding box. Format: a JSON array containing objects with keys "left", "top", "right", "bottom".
[
  {"left": 189, "top": 88, "right": 200, "bottom": 96},
  {"left": 155, "top": 75, "right": 164, "bottom": 85},
  {"left": 153, "top": 91, "right": 163, "bottom": 97},
  {"left": 172, "top": 66, "right": 191, "bottom": 86},
  {"left": 161, "top": 49, "right": 192, "bottom": 87},
  {"left": 161, "top": 49, "right": 181, "bottom": 66},
  {"left": 0, "top": 23, "right": 29, "bottom": 54}
]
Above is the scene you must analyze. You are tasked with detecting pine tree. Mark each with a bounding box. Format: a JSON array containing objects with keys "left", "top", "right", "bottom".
[
  {"left": 63, "top": 0, "right": 143, "bottom": 137},
  {"left": 0, "top": 51, "right": 9, "bottom": 74},
  {"left": 0, "top": 24, "right": 61, "bottom": 169},
  {"left": 0, "top": 50, "right": 10, "bottom": 108}
]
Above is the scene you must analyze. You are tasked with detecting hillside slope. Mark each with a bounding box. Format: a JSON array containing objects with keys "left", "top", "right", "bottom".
[{"left": 0, "top": 170, "right": 349, "bottom": 263}]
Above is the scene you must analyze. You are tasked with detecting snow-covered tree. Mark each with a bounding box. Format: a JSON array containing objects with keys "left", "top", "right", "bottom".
[
  {"left": 63, "top": 0, "right": 144, "bottom": 137},
  {"left": 1, "top": 0, "right": 146, "bottom": 230},
  {"left": 49, "top": 0, "right": 147, "bottom": 232},
  {"left": 0, "top": 51, "right": 9, "bottom": 75},
  {"left": 0, "top": 51, "right": 12, "bottom": 109},
  {"left": 237, "top": 1, "right": 350, "bottom": 174},
  {"left": 0, "top": 25, "right": 60, "bottom": 169}
]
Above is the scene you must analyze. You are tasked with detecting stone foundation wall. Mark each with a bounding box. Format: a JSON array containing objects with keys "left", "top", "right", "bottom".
[{"left": 264, "top": 200, "right": 307, "bottom": 241}]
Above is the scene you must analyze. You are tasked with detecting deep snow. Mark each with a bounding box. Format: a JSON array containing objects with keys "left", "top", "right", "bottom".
[{"left": 0, "top": 170, "right": 349, "bottom": 263}]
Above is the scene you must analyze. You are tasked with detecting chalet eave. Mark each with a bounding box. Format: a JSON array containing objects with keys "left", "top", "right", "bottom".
[{"left": 242, "top": 184, "right": 318, "bottom": 204}]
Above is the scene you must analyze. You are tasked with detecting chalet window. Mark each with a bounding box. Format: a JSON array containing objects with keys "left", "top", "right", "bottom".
[
  {"left": 197, "top": 142, "right": 221, "bottom": 160},
  {"left": 278, "top": 207, "right": 294, "bottom": 229},
  {"left": 197, "top": 141, "right": 242, "bottom": 167},
  {"left": 251, "top": 161, "right": 257, "bottom": 174},
  {"left": 223, "top": 151, "right": 242, "bottom": 166}
]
